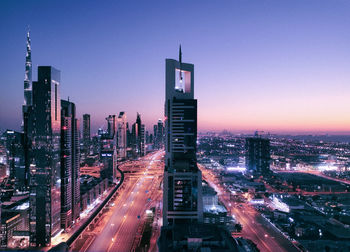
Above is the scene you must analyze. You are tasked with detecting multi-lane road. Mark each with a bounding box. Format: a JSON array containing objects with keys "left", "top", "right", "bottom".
[
  {"left": 73, "top": 152, "right": 307, "bottom": 252},
  {"left": 231, "top": 202, "right": 300, "bottom": 252},
  {"left": 85, "top": 151, "right": 164, "bottom": 252},
  {"left": 200, "top": 165, "right": 300, "bottom": 252}
]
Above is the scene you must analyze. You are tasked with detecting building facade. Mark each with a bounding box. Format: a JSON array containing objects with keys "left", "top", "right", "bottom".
[
  {"left": 4, "top": 130, "right": 25, "bottom": 191},
  {"left": 163, "top": 57, "right": 203, "bottom": 226},
  {"left": 28, "top": 66, "right": 61, "bottom": 246},
  {"left": 155, "top": 119, "right": 164, "bottom": 149},
  {"left": 117, "top": 112, "right": 127, "bottom": 160},
  {"left": 60, "top": 100, "right": 80, "bottom": 229},
  {"left": 22, "top": 30, "right": 32, "bottom": 190},
  {"left": 82, "top": 114, "right": 91, "bottom": 156},
  {"left": 245, "top": 136, "right": 271, "bottom": 175}
]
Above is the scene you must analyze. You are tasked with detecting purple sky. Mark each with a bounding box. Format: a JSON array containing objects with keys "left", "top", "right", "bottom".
[{"left": 1, "top": 0, "right": 350, "bottom": 134}]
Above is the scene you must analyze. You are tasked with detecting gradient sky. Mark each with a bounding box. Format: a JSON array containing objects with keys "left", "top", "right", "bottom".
[{"left": 1, "top": 0, "right": 350, "bottom": 134}]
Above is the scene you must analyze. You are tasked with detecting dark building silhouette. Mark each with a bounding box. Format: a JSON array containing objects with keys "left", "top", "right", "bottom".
[
  {"left": 126, "top": 122, "right": 131, "bottom": 147},
  {"left": 153, "top": 124, "right": 157, "bottom": 145},
  {"left": 140, "top": 124, "right": 145, "bottom": 156},
  {"left": 100, "top": 115, "right": 117, "bottom": 182},
  {"left": 60, "top": 100, "right": 80, "bottom": 229},
  {"left": 22, "top": 29, "right": 32, "bottom": 190},
  {"left": 131, "top": 122, "right": 137, "bottom": 155},
  {"left": 163, "top": 51, "right": 203, "bottom": 226},
  {"left": 28, "top": 66, "right": 61, "bottom": 247},
  {"left": 4, "top": 130, "right": 25, "bottom": 190},
  {"left": 154, "top": 119, "right": 164, "bottom": 149},
  {"left": 245, "top": 135, "right": 271, "bottom": 175},
  {"left": 82, "top": 114, "right": 91, "bottom": 156},
  {"left": 159, "top": 48, "right": 242, "bottom": 252},
  {"left": 106, "top": 115, "right": 116, "bottom": 139},
  {"left": 116, "top": 112, "right": 127, "bottom": 159},
  {"left": 131, "top": 113, "right": 145, "bottom": 157}
]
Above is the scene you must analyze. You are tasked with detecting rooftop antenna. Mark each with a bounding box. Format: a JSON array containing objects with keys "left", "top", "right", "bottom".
[{"left": 179, "top": 44, "right": 183, "bottom": 82}]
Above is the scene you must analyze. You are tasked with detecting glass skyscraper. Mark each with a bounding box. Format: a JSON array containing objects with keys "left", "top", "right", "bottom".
[
  {"left": 82, "top": 114, "right": 91, "bottom": 156},
  {"left": 117, "top": 112, "right": 127, "bottom": 160},
  {"left": 61, "top": 100, "right": 80, "bottom": 229},
  {"left": 22, "top": 29, "right": 32, "bottom": 190},
  {"left": 28, "top": 66, "right": 61, "bottom": 247}
]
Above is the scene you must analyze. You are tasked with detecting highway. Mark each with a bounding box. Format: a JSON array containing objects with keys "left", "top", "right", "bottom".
[
  {"left": 232, "top": 202, "right": 300, "bottom": 252},
  {"left": 85, "top": 151, "right": 164, "bottom": 252},
  {"left": 49, "top": 185, "right": 115, "bottom": 249},
  {"left": 200, "top": 165, "right": 300, "bottom": 252}
]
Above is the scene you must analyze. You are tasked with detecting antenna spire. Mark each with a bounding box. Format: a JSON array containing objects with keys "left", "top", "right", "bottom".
[
  {"left": 179, "top": 44, "right": 182, "bottom": 65},
  {"left": 179, "top": 45, "right": 183, "bottom": 82}
]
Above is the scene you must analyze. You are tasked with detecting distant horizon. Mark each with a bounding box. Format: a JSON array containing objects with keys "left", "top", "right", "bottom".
[
  {"left": 3, "top": 124, "right": 350, "bottom": 137},
  {"left": 198, "top": 129, "right": 350, "bottom": 136}
]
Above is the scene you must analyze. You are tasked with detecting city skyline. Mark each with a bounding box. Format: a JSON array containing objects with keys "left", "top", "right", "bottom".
[
  {"left": 1, "top": 0, "right": 350, "bottom": 134},
  {"left": 1, "top": 2, "right": 350, "bottom": 250}
]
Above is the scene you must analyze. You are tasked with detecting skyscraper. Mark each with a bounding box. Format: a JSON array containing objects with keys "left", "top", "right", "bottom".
[
  {"left": 140, "top": 124, "right": 145, "bottom": 156},
  {"left": 153, "top": 124, "right": 157, "bottom": 146},
  {"left": 155, "top": 119, "right": 164, "bottom": 149},
  {"left": 23, "top": 29, "right": 32, "bottom": 111},
  {"left": 4, "top": 130, "right": 25, "bottom": 190},
  {"left": 136, "top": 113, "right": 142, "bottom": 155},
  {"left": 131, "top": 122, "right": 138, "bottom": 155},
  {"left": 100, "top": 116, "right": 117, "bottom": 182},
  {"left": 28, "top": 66, "right": 61, "bottom": 247},
  {"left": 117, "top": 112, "right": 127, "bottom": 160},
  {"left": 245, "top": 134, "right": 271, "bottom": 175},
  {"left": 163, "top": 50, "right": 203, "bottom": 226},
  {"left": 61, "top": 100, "right": 80, "bottom": 229},
  {"left": 131, "top": 113, "right": 145, "bottom": 157},
  {"left": 83, "top": 114, "right": 91, "bottom": 156},
  {"left": 22, "top": 29, "right": 32, "bottom": 190},
  {"left": 106, "top": 115, "right": 116, "bottom": 139}
]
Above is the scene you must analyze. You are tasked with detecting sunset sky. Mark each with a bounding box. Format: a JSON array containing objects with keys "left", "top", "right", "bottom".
[{"left": 1, "top": 0, "right": 350, "bottom": 134}]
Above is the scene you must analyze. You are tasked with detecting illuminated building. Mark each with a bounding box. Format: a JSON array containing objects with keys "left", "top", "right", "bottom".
[
  {"left": 28, "top": 66, "right": 61, "bottom": 246},
  {"left": 117, "top": 112, "right": 127, "bottom": 160},
  {"left": 162, "top": 48, "right": 203, "bottom": 226},
  {"left": 106, "top": 115, "right": 116, "bottom": 139},
  {"left": 131, "top": 113, "right": 145, "bottom": 157},
  {"left": 140, "top": 124, "right": 145, "bottom": 156},
  {"left": 60, "top": 100, "right": 80, "bottom": 229},
  {"left": 0, "top": 195, "right": 30, "bottom": 248},
  {"left": 154, "top": 119, "right": 164, "bottom": 149},
  {"left": 131, "top": 122, "right": 137, "bottom": 155},
  {"left": 22, "top": 29, "right": 32, "bottom": 190},
  {"left": 245, "top": 134, "right": 271, "bottom": 175},
  {"left": 153, "top": 124, "right": 157, "bottom": 145},
  {"left": 4, "top": 130, "right": 25, "bottom": 191},
  {"left": 82, "top": 114, "right": 91, "bottom": 156},
  {"left": 100, "top": 116, "right": 117, "bottom": 182}
]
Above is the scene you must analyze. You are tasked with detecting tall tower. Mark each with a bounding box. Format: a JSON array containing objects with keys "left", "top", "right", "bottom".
[
  {"left": 24, "top": 29, "right": 32, "bottom": 109},
  {"left": 156, "top": 119, "right": 164, "bottom": 149},
  {"left": 117, "top": 112, "right": 127, "bottom": 159},
  {"left": 133, "top": 113, "right": 144, "bottom": 156},
  {"left": 28, "top": 66, "right": 61, "bottom": 246},
  {"left": 61, "top": 100, "right": 80, "bottom": 229},
  {"left": 83, "top": 114, "right": 91, "bottom": 156},
  {"left": 22, "top": 29, "right": 32, "bottom": 189},
  {"left": 106, "top": 115, "right": 116, "bottom": 138},
  {"left": 163, "top": 48, "right": 203, "bottom": 226}
]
